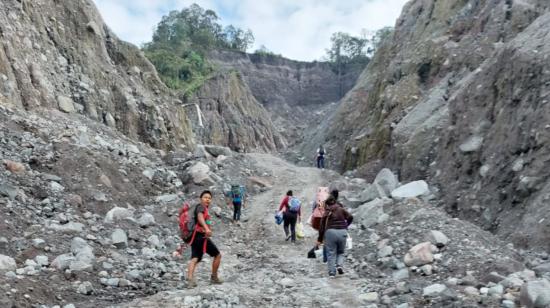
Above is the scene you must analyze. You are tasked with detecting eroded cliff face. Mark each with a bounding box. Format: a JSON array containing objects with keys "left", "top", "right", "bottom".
[
  {"left": 185, "top": 72, "right": 286, "bottom": 152},
  {"left": 208, "top": 50, "right": 362, "bottom": 107},
  {"left": 322, "top": 0, "right": 550, "bottom": 251},
  {"left": 207, "top": 50, "right": 363, "bottom": 150},
  {"left": 0, "top": 0, "right": 194, "bottom": 150}
]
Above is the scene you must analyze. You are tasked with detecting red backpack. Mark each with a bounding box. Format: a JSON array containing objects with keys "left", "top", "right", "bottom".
[{"left": 179, "top": 202, "right": 199, "bottom": 243}]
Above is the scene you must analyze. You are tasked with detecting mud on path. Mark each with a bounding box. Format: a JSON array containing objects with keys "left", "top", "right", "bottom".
[{"left": 117, "top": 153, "right": 365, "bottom": 307}]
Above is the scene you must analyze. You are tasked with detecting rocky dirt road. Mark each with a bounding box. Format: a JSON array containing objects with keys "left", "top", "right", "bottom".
[{"left": 118, "top": 153, "right": 365, "bottom": 307}]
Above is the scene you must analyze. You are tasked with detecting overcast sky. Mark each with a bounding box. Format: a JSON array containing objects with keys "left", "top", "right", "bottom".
[{"left": 92, "top": 0, "right": 409, "bottom": 61}]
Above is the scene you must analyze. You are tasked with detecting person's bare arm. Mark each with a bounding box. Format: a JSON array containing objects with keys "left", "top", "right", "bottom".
[{"left": 197, "top": 212, "right": 212, "bottom": 237}]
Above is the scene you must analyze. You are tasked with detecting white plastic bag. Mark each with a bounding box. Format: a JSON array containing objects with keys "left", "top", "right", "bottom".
[
  {"left": 296, "top": 223, "right": 304, "bottom": 239},
  {"left": 314, "top": 246, "right": 324, "bottom": 258},
  {"left": 346, "top": 233, "right": 353, "bottom": 250}
]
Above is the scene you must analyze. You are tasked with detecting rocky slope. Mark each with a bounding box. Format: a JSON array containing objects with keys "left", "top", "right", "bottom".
[
  {"left": 184, "top": 72, "right": 286, "bottom": 153},
  {"left": 0, "top": 0, "right": 287, "bottom": 154},
  {"left": 318, "top": 0, "right": 550, "bottom": 252},
  {"left": 0, "top": 0, "right": 194, "bottom": 150},
  {"left": 3, "top": 108, "right": 548, "bottom": 307}
]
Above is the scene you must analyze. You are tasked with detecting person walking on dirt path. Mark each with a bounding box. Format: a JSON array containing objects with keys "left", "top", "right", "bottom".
[
  {"left": 316, "top": 145, "right": 326, "bottom": 169},
  {"left": 279, "top": 190, "right": 301, "bottom": 243},
  {"left": 186, "top": 190, "right": 223, "bottom": 288},
  {"left": 316, "top": 195, "right": 353, "bottom": 277},
  {"left": 228, "top": 185, "right": 246, "bottom": 224}
]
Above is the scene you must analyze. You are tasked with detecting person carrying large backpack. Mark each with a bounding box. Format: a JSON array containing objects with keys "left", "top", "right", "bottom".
[
  {"left": 278, "top": 190, "right": 301, "bottom": 243},
  {"left": 228, "top": 184, "right": 246, "bottom": 223},
  {"left": 316, "top": 195, "right": 353, "bottom": 277},
  {"left": 183, "top": 190, "right": 223, "bottom": 288}
]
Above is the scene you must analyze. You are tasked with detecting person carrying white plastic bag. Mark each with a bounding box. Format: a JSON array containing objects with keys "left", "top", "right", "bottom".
[{"left": 316, "top": 195, "right": 353, "bottom": 277}]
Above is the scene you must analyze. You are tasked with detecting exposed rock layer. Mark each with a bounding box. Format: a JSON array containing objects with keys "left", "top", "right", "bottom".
[
  {"left": 0, "top": 0, "right": 194, "bottom": 150},
  {"left": 321, "top": 0, "right": 550, "bottom": 251}
]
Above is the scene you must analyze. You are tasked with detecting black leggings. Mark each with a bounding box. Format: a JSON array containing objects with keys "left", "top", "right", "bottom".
[
  {"left": 283, "top": 212, "right": 298, "bottom": 242},
  {"left": 233, "top": 202, "right": 242, "bottom": 221}
]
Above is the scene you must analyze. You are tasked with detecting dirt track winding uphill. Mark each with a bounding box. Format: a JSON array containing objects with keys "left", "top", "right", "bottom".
[{"left": 116, "top": 153, "right": 365, "bottom": 307}]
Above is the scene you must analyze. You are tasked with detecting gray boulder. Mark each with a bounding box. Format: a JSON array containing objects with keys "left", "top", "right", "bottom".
[
  {"left": 51, "top": 253, "right": 76, "bottom": 271},
  {"left": 423, "top": 283, "right": 447, "bottom": 297},
  {"left": 355, "top": 198, "right": 385, "bottom": 228},
  {"left": 137, "top": 213, "right": 155, "bottom": 227},
  {"left": 104, "top": 207, "right": 134, "bottom": 223},
  {"left": 111, "top": 229, "right": 128, "bottom": 248},
  {"left": 0, "top": 184, "right": 18, "bottom": 200},
  {"left": 77, "top": 281, "right": 93, "bottom": 295},
  {"left": 57, "top": 95, "right": 75, "bottom": 113},
  {"left": 533, "top": 263, "right": 550, "bottom": 278},
  {"left": 459, "top": 135, "right": 483, "bottom": 153},
  {"left": 427, "top": 230, "right": 450, "bottom": 247},
  {"left": 404, "top": 242, "right": 435, "bottom": 266},
  {"left": 188, "top": 162, "right": 215, "bottom": 186},
  {"left": 0, "top": 254, "right": 16, "bottom": 272},
  {"left": 391, "top": 181, "right": 430, "bottom": 199},
  {"left": 48, "top": 222, "right": 84, "bottom": 233},
  {"left": 373, "top": 168, "right": 399, "bottom": 197},
  {"left": 204, "top": 145, "right": 233, "bottom": 157},
  {"left": 520, "top": 279, "right": 550, "bottom": 308},
  {"left": 70, "top": 237, "right": 94, "bottom": 263}
]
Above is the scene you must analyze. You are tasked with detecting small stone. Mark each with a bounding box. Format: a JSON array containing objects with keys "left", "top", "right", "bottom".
[
  {"left": 278, "top": 277, "right": 294, "bottom": 288},
  {"left": 50, "top": 182, "right": 65, "bottom": 192},
  {"left": 464, "top": 286, "right": 479, "bottom": 296},
  {"left": 423, "top": 284, "right": 447, "bottom": 297},
  {"left": 501, "top": 300, "right": 515, "bottom": 308},
  {"left": 0, "top": 254, "right": 17, "bottom": 272},
  {"left": 111, "top": 229, "right": 128, "bottom": 248},
  {"left": 35, "top": 256, "right": 49, "bottom": 266},
  {"left": 459, "top": 136, "right": 483, "bottom": 152},
  {"left": 77, "top": 281, "right": 93, "bottom": 295},
  {"left": 58, "top": 96, "right": 76, "bottom": 113},
  {"left": 359, "top": 292, "right": 379, "bottom": 303},
  {"left": 427, "top": 230, "right": 449, "bottom": 247},
  {"left": 3, "top": 160, "right": 25, "bottom": 173},
  {"left": 32, "top": 239, "right": 46, "bottom": 249}
]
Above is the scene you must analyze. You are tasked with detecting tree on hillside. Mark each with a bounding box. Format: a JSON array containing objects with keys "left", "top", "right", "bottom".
[
  {"left": 224, "top": 26, "right": 255, "bottom": 52},
  {"left": 326, "top": 32, "right": 370, "bottom": 96},
  {"left": 367, "top": 27, "right": 394, "bottom": 56},
  {"left": 142, "top": 4, "right": 255, "bottom": 94}
]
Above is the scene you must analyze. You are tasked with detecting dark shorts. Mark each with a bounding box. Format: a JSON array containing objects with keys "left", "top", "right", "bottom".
[{"left": 191, "top": 233, "right": 220, "bottom": 262}]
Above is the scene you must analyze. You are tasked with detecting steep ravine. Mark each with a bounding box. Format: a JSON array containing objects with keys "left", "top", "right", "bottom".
[{"left": 316, "top": 0, "right": 550, "bottom": 252}]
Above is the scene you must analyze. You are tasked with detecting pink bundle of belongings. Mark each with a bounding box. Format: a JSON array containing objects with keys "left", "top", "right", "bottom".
[{"left": 310, "top": 187, "right": 329, "bottom": 230}]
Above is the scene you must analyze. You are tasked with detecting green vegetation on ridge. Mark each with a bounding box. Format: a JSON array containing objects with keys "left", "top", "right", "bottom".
[{"left": 142, "top": 4, "right": 254, "bottom": 94}]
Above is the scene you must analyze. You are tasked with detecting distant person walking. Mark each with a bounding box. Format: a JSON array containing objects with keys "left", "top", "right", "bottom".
[
  {"left": 316, "top": 145, "right": 326, "bottom": 169},
  {"left": 279, "top": 190, "right": 301, "bottom": 243},
  {"left": 228, "top": 184, "right": 246, "bottom": 223},
  {"left": 317, "top": 195, "right": 353, "bottom": 277},
  {"left": 186, "top": 190, "right": 223, "bottom": 288}
]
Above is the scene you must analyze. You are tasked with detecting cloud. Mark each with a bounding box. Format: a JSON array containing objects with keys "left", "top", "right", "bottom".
[{"left": 91, "top": 0, "right": 409, "bottom": 61}]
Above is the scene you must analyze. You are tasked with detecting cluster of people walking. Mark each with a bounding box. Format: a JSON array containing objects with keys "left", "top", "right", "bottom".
[
  {"left": 276, "top": 187, "right": 354, "bottom": 277},
  {"left": 175, "top": 184, "right": 353, "bottom": 289}
]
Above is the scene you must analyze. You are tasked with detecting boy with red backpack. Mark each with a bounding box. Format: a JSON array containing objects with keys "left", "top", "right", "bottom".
[{"left": 177, "top": 190, "right": 223, "bottom": 288}]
